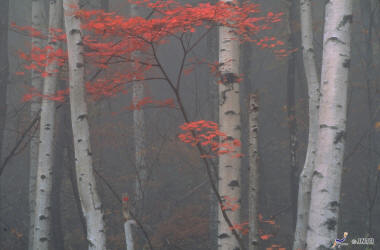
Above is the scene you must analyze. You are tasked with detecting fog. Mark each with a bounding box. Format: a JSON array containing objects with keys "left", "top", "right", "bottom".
[{"left": 0, "top": 0, "right": 379, "bottom": 249}]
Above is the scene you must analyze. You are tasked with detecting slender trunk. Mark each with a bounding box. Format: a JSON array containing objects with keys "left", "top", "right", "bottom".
[
  {"left": 306, "top": 1, "right": 352, "bottom": 249},
  {"left": 123, "top": 193, "right": 136, "bottom": 250},
  {"left": 0, "top": 1, "right": 9, "bottom": 248},
  {"left": 124, "top": 221, "right": 136, "bottom": 250},
  {"left": 292, "top": 0, "right": 320, "bottom": 249},
  {"left": 286, "top": 0, "right": 298, "bottom": 231},
  {"left": 130, "top": 3, "right": 147, "bottom": 217},
  {"left": 206, "top": 5, "right": 218, "bottom": 249},
  {"left": 133, "top": 79, "right": 146, "bottom": 214},
  {"left": 248, "top": 94, "right": 259, "bottom": 250},
  {"left": 63, "top": 1, "right": 106, "bottom": 248},
  {"left": 66, "top": 136, "right": 88, "bottom": 238},
  {"left": 241, "top": 30, "right": 259, "bottom": 250},
  {"left": 29, "top": 1, "right": 45, "bottom": 248},
  {"left": 217, "top": 1, "right": 242, "bottom": 249},
  {"left": 32, "top": 1, "right": 62, "bottom": 248}
]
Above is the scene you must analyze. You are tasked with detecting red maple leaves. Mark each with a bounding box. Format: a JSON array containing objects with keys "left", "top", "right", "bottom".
[
  {"left": 16, "top": 0, "right": 285, "bottom": 104},
  {"left": 178, "top": 120, "right": 242, "bottom": 159}
]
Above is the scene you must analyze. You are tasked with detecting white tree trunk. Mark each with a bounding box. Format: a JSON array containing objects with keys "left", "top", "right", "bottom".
[
  {"left": 293, "top": 0, "right": 320, "bottom": 249},
  {"left": 133, "top": 80, "right": 146, "bottom": 209},
  {"left": 122, "top": 193, "right": 135, "bottom": 250},
  {"left": 306, "top": 1, "right": 352, "bottom": 249},
  {"left": 130, "top": 3, "right": 147, "bottom": 214},
  {"left": 63, "top": 1, "right": 106, "bottom": 249},
  {"left": 248, "top": 94, "right": 259, "bottom": 250},
  {"left": 29, "top": 1, "right": 45, "bottom": 249},
  {"left": 218, "top": 1, "right": 241, "bottom": 249},
  {"left": 124, "top": 220, "right": 136, "bottom": 250},
  {"left": 32, "top": 1, "right": 62, "bottom": 249}
]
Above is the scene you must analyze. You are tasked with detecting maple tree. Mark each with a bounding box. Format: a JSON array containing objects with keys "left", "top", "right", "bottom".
[{"left": 14, "top": 0, "right": 285, "bottom": 248}]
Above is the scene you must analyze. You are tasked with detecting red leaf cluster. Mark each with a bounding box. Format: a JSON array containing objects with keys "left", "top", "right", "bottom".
[
  {"left": 220, "top": 195, "right": 240, "bottom": 212},
  {"left": 16, "top": 0, "right": 285, "bottom": 103},
  {"left": 178, "top": 120, "right": 242, "bottom": 158},
  {"left": 229, "top": 222, "right": 249, "bottom": 235}
]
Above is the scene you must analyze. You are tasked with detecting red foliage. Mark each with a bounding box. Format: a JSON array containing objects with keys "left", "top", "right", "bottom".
[
  {"left": 178, "top": 120, "right": 242, "bottom": 158},
  {"left": 16, "top": 0, "right": 284, "bottom": 104},
  {"left": 260, "top": 234, "right": 274, "bottom": 240},
  {"left": 229, "top": 222, "right": 249, "bottom": 235},
  {"left": 220, "top": 195, "right": 240, "bottom": 212}
]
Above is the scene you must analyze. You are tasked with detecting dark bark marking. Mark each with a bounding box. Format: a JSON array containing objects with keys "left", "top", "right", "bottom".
[
  {"left": 76, "top": 62, "right": 84, "bottom": 68},
  {"left": 218, "top": 233, "right": 230, "bottom": 239},
  {"left": 342, "top": 59, "right": 350, "bottom": 68},
  {"left": 221, "top": 72, "right": 239, "bottom": 85},
  {"left": 324, "top": 218, "right": 337, "bottom": 230},
  {"left": 77, "top": 114, "right": 87, "bottom": 121},
  {"left": 312, "top": 170, "right": 323, "bottom": 178},
  {"left": 69, "top": 29, "right": 80, "bottom": 35},
  {"left": 225, "top": 110, "right": 237, "bottom": 115},
  {"left": 228, "top": 180, "right": 239, "bottom": 187},
  {"left": 39, "top": 215, "right": 48, "bottom": 220},
  {"left": 326, "top": 37, "right": 345, "bottom": 45},
  {"left": 338, "top": 15, "right": 353, "bottom": 29},
  {"left": 334, "top": 131, "right": 345, "bottom": 144},
  {"left": 320, "top": 124, "right": 338, "bottom": 130},
  {"left": 329, "top": 201, "right": 339, "bottom": 212}
]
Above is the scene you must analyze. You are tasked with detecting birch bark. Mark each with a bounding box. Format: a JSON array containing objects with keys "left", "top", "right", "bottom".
[
  {"left": 33, "top": 1, "right": 62, "bottom": 249},
  {"left": 130, "top": 3, "right": 147, "bottom": 216},
  {"left": 64, "top": 1, "right": 106, "bottom": 248},
  {"left": 248, "top": 94, "right": 259, "bottom": 250},
  {"left": 29, "top": 1, "right": 45, "bottom": 248},
  {"left": 293, "top": 0, "right": 320, "bottom": 249},
  {"left": 122, "top": 193, "right": 136, "bottom": 250},
  {"left": 306, "top": 1, "right": 352, "bottom": 249},
  {"left": 218, "top": 1, "right": 242, "bottom": 249}
]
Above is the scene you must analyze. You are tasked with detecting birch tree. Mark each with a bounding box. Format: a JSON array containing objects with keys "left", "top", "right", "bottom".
[
  {"left": 63, "top": 1, "right": 106, "bottom": 248},
  {"left": 32, "top": 1, "right": 63, "bottom": 248},
  {"left": 306, "top": 1, "right": 353, "bottom": 249},
  {"left": 130, "top": 3, "right": 147, "bottom": 216},
  {"left": 248, "top": 94, "right": 259, "bottom": 250},
  {"left": 122, "top": 193, "right": 135, "bottom": 250},
  {"left": 241, "top": 29, "right": 259, "bottom": 250},
  {"left": 218, "top": 0, "right": 242, "bottom": 249},
  {"left": 293, "top": 0, "right": 320, "bottom": 249},
  {"left": 29, "top": 1, "right": 45, "bottom": 248}
]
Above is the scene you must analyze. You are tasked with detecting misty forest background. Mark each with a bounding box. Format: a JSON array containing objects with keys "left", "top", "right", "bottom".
[{"left": 0, "top": 0, "right": 379, "bottom": 249}]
